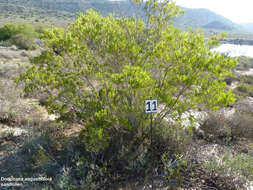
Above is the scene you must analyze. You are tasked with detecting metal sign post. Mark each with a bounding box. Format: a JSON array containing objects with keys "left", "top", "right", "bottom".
[{"left": 145, "top": 99, "right": 157, "bottom": 190}]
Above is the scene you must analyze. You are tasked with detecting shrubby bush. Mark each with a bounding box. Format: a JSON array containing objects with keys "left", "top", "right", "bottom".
[
  {"left": 17, "top": 0, "right": 237, "bottom": 188},
  {"left": 18, "top": 7, "right": 236, "bottom": 153},
  {"left": 0, "top": 23, "right": 20, "bottom": 41},
  {"left": 0, "top": 23, "right": 37, "bottom": 50},
  {"left": 233, "top": 75, "right": 253, "bottom": 99}
]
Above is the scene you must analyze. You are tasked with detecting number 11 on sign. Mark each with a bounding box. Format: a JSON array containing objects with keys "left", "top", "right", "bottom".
[{"left": 145, "top": 99, "right": 157, "bottom": 113}]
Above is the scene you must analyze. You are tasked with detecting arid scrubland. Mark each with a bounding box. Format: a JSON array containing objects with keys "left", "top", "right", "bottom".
[{"left": 0, "top": 1, "right": 252, "bottom": 190}]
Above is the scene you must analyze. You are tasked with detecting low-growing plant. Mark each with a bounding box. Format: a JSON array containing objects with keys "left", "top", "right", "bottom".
[
  {"left": 161, "top": 152, "right": 187, "bottom": 189},
  {"left": 0, "top": 79, "right": 26, "bottom": 125},
  {"left": 204, "top": 151, "right": 253, "bottom": 188},
  {"left": 199, "top": 111, "right": 234, "bottom": 142},
  {"left": 236, "top": 56, "right": 253, "bottom": 70},
  {"left": 200, "top": 107, "right": 253, "bottom": 141},
  {"left": 231, "top": 111, "right": 253, "bottom": 138},
  {"left": 235, "top": 83, "right": 253, "bottom": 97},
  {"left": 11, "top": 33, "right": 36, "bottom": 50}
]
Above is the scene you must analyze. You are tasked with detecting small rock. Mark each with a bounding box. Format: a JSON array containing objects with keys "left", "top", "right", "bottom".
[
  {"left": 9, "top": 45, "right": 18, "bottom": 51},
  {"left": 49, "top": 114, "right": 57, "bottom": 121},
  {"left": 0, "top": 155, "right": 5, "bottom": 161},
  {"left": 12, "top": 128, "right": 27, "bottom": 137},
  {"left": 20, "top": 51, "right": 30, "bottom": 57},
  {"left": 0, "top": 126, "right": 27, "bottom": 138}
]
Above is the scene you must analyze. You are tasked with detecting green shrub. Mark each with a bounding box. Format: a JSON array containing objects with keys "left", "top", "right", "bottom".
[
  {"left": 22, "top": 134, "right": 58, "bottom": 174},
  {"left": 16, "top": 0, "right": 238, "bottom": 188},
  {"left": 0, "top": 23, "right": 37, "bottom": 49},
  {"left": 18, "top": 8, "right": 236, "bottom": 153},
  {"left": 235, "top": 83, "right": 253, "bottom": 97},
  {"left": 0, "top": 23, "right": 19, "bottom": 41},
  {"left": 237, "top": 84, "right": 248, "bottom": 93},
  {"left": 18, "top": 23, "right": 37, "bottom": 38},
  {"left": 0, "top": 39, "right": 12, "bottom": 47},
  {"left": 161, "top": 152, "right": 187, "bottom": 189}
]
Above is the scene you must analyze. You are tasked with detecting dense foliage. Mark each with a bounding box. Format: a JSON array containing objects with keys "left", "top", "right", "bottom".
[{"left": 18, "top": 0, "right": 237, "bottom": 150}]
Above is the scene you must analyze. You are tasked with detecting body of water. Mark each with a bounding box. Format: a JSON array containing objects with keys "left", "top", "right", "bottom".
[{"left": 213, "top": 44, "right": 253, "bottom": 58}]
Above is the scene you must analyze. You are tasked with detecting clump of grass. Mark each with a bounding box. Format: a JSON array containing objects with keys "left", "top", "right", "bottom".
[
  {"left": 236, "top": 56, "right": 253, "bottom": 71},
  {"left": 0, "top": 79, "right": 24, "bottom": 124},
  {"left": 199, "top": 111, "right": 233, "bottom": 142},
  {"left": 235, "top": 83, "right": 253, "bottom": 97},
  {"left": 231, "top": 111, "right": 253, "bottom": 139},
  {"left": 199, "top": 106, "right": 253, "bottom": 141},
  {"left": 204, "top": 151, "right": 253, "bottom": 188}
]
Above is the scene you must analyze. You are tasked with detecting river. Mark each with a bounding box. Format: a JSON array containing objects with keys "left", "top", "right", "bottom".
[{"left": 213, "top": 44, "right": 253, "bottom": 58}]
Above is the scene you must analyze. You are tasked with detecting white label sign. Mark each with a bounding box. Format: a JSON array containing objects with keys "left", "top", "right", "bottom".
[{"left": 145, "top": 99, "right": 158, "bottom": 113}]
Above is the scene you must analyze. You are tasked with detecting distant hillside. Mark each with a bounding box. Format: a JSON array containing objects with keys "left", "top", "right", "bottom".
[
  {"left": 174, "top": 7, "right": 241, "bottom": 31},
  {"left": 202, "top": 21, "right": 235, "bottom": 31},
  {"left": 0, "top": 0, "right": 247, "bottom": 33},
  {"left": 0, "top": 0, "right": 140, "bottom": 17},
  {"left": 1, "top": 0, "right": 93, "bottom": 13}
]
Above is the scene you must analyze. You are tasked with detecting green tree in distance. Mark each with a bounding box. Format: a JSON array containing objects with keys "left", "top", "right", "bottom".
[{"left": 17, "top": 0, "right": 237, "bottom": 152}]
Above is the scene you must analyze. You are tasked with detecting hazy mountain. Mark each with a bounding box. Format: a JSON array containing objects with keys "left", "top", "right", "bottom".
[
  {"left": 202, "top": 21, "right": 235, "bottom": 31},
  {"left": 174, "top": 7, "right": 241, "bottom": 31},
  {"left": 241, "top": 23, "right": 253, "bottom": 32}
]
